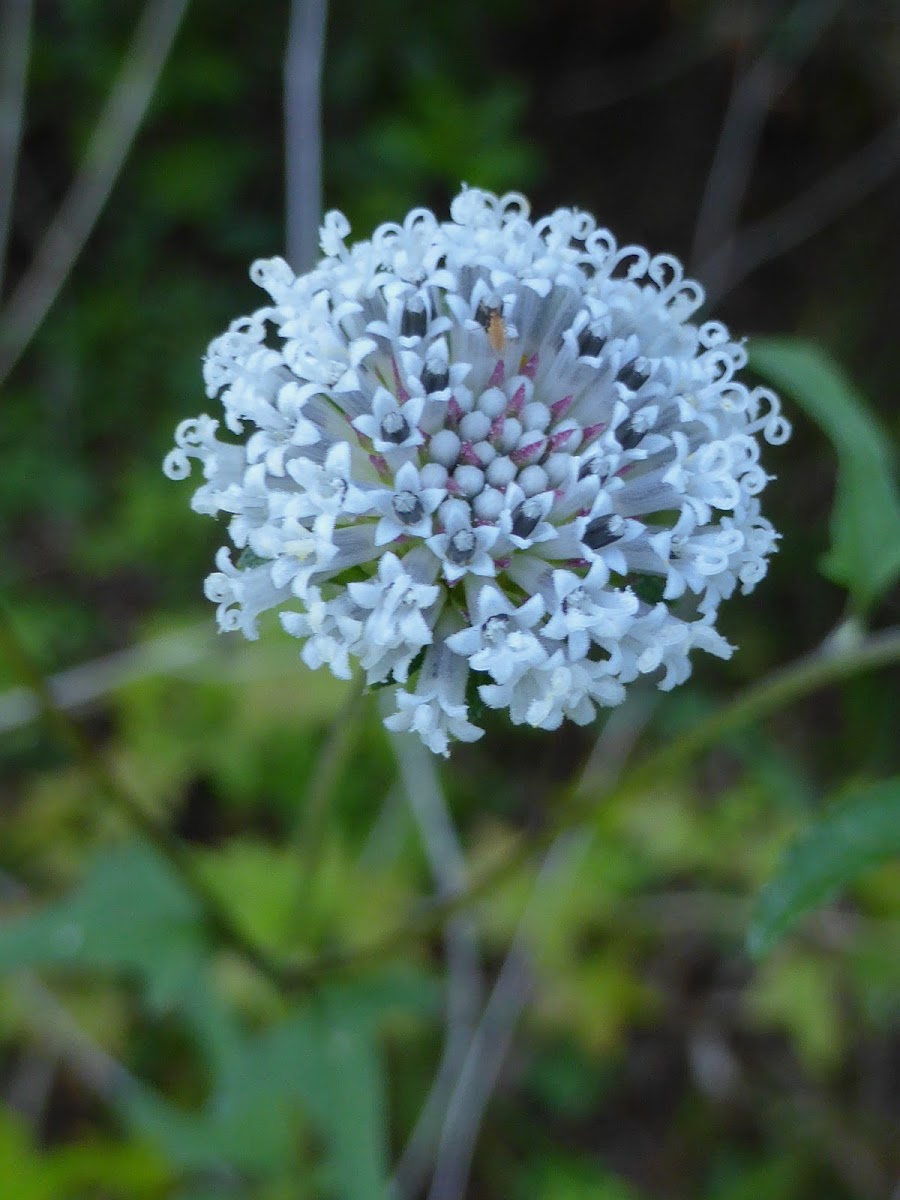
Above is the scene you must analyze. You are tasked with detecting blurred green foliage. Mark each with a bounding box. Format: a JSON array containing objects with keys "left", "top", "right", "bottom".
[{"left": 1, "top": 1, "right": 899, "bottom": 1198}]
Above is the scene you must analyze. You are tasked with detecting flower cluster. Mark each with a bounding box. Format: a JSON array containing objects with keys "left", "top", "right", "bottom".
[{"left": 164, "top": 187, "right": 789, "bottom": 755}]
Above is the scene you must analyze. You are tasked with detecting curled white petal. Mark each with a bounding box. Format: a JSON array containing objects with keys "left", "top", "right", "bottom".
[{"left": 166, "top": 186, "right": 788, "bottom": 753}]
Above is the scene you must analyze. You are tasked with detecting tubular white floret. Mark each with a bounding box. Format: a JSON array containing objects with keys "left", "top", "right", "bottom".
[{"left": 165, "top": 187, "right": 790, "bottom": 755}]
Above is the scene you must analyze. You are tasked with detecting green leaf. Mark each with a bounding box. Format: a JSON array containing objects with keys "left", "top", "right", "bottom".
[
  {"left": 749, "top": 338, "right": 900, "bottom": 611},
  {"left": 516, "top": 1152, "right": 642, "bottom": 1200},
  {"left": 747, "top": 952, "right": 843, "bottom": 1071},
  {"left": 0, "top": 840, "right": 205, "bottom": 1008},
  {"left": 748, "top": 778, "right": 900, "bottom": 957},
  {"left": 124, "top": 986, "right": 390, "bottom": 1191},
  {"left": 0, "top": 1111, "right": 168, "bottom": 1199},
  {"left": 268, "top": 990, "right": 389, "bottom": 1200},
  {"left": 0, "top": 844, "right": 393, "bottom": 1189}
]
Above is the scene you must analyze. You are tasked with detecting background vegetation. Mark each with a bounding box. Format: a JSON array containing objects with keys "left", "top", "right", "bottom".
[{"left": 1, "top": 1, "right": 899, "bottom": 1197}]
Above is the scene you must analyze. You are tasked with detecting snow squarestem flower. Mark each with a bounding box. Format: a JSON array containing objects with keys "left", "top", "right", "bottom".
[{"left": 165, "top": 187, "right": 790, "bottom": 755}]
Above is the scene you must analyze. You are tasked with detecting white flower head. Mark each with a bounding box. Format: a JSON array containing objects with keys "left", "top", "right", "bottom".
[{"left": 166, "top": 187, "right": 789, "bottom": 754}]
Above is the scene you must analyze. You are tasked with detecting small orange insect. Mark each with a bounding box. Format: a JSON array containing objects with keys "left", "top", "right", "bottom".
[
  {"left": 476, "top": 297, "right": 516, "bottom": 354},
  {"left": 486, "top": 308, "right": 509, "bottom": 354}
]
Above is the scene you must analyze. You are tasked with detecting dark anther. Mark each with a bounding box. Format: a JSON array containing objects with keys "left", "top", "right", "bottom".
[
  {"left": 475, "top": 296, "right": 502, "bottom": 331},
  {"left": 447, "top": 529, "right": 477, "bottom": 564},
  {"left": 577, "top": 326, "right": 607, "bottom": 357},
  {"left": 578, "top": 455, "right": 608, "bottom": 481},
  {"left": 400, "top": 297, "right": 428, "bottom": 338},
  {"left": 616, "top": 419, "right": 643, "bottom": 451},
  {"left": 511, "top": 500, "right": 542, "bottom": 539},
  {"left": 393, "top": 491, "right": 424, "bottom": 525},
  {"left": 422, "top": 364, "right": 450, "bottom": 393},
  {"left": 483, "top": 615, "right": 510, "bottom": 642},
  {"left": 583, "top": 516, "right": 622, "bottom": 551},
  {"left": 616, "top": 361, "right": 649, "bottom": 391},
  {"left": 380, "top": 411, "right": 411, "bottom": 444}
]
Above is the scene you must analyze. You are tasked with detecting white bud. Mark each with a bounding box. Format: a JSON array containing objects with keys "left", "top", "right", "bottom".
[
  {"left": 429, "top": 429, "right": 461, "bottom": 467},
  {"left": 518, "top": 465, "right": 550, "bottom": 496},
  {"left": 420, "top": 462, "right": 448, "bottom": 489},
  {"left": 498, "top": 418, "right": 522, "bottom": 452},
  {"left": 473, "top": 487, "right": 505, "bottom": 521},
  {"left": 460, "top": 410, "right": 491, "bottom": 442},
  {"left": 476, "top": 387, "right": 507, "bottom": 418},
  {"left": 453, "top": 464, "right": 486, "bottom": 497},
  {"left": 522, "top": 402, "right": 550, "bottom": 432},
  {"left": 486, "top": 455, "right": 518, "bottom": 487}
]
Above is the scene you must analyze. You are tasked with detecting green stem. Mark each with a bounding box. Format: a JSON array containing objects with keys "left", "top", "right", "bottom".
[
  {"left": 275, "top": 624, "right": 900, "bottom": 990},
  {"left": 294, "top": 675, "right": 367, "bottom": 923},
  {"left": 578, "top": 624, "right": 900, "bottom": 814},
  {"left": 0, "top": 602, "right": 288, "bottom": 992},
  {"left": 4, "top": 592, "right": 899, "bottom": 999},
  {"left": 293, "top": 675, "right": 366, "bottom": 861}
]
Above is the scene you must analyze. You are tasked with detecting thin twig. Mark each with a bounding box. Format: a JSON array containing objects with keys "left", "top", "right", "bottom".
[
  {"left": 13, "top": 971, "right": 142, "bottom": 1102},
  {"left": 0, "top": 623, "right": 214, "bottom": 734},
  {"left": 4, "top": 1049, "right": 56, "bottom": 1128},
  {"left": 274, "top": 624, "right": 900, "bottom": 989},
  {"left": 427, "top": 831, "right": 588, "bottom": 1200},
  {"left": 690, "top": 0, "right": 842, "bottom": 293},
  {"left": 0, "top": 868, "right": 140, "bottom": 1102},
  {"left": 0, "top": 0, "right": 34, "bottom": 299},
  {"left": 284, "top": 0, "right": 328, "bottom": 271},
  {"left": 388, "top": 725, "right": 483, "bottom": 1199},
  {"left": 423, "top": 694, "right": 656, "bottom": 1199},
  {"left": 3, "top": 597, "right": 899, "bottom": 997},
  {"left": 294, "top": 677, "right": 368, "bottom": 929},
  {"left": 0, "top": 0, "right": 189, "bottom": 388},
  {"left": 294, "top": 674, "right": 367, "bottom": 863},
  {"left": 0, "top": 600, "right": 287, "bottom": 993},
  {"left": 551, "top": 32, "right": 710, "bottom": 117},
  {"left": 700, "top": 114, "right": 900, "bottom": 304}
]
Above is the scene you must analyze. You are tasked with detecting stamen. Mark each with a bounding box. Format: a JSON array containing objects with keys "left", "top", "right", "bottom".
[
  {"left": 400, "top": 296, "right": 428, "bottom": 338},
  {"left": 511, "top": 500, "right": 543, "bottom": 539},
  {"left": 483, "top": 615, "right": 510, "bottom": 643},
  {"left": 617, "top": 361, "right": 649, "bottom": 391},
  {"left": 577, "top": 326, "right": 607, "bottom": 357},
  {"left": 616, "top": 419, "right": 643, "bottom": 451},
  {"left": 380, "top": 411, "right": 410, "bottom": 444},
  {"left": 447, "top": 529, "right": 477, "bottom": 565},
  {"left": 578, "top": 457, "right": 605, "bottom": 481},
  {"left": 422, "top": 363, "right": 449, "bottom": 393},
  {"left": 583, "top": 515, "right": 624, "bottom": 551},
  {"left": 393, "top": 491, "right": 425, "bottom": 525}
]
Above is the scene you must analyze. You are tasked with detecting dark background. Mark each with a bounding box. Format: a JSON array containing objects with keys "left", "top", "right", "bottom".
[{"left": 1, "top": 2, "right": 899, "bottom": 1198}]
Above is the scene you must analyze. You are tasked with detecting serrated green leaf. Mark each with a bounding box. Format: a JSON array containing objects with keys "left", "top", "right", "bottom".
[
  {"left": 0, "top": 840, "right": 205, "bottom": 1007},
  {"left": 748, "top": 778, "right": 900, "bottom": 957},
  {"left": 749, "top": 338, "right": 900, "bottom": 610}
]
